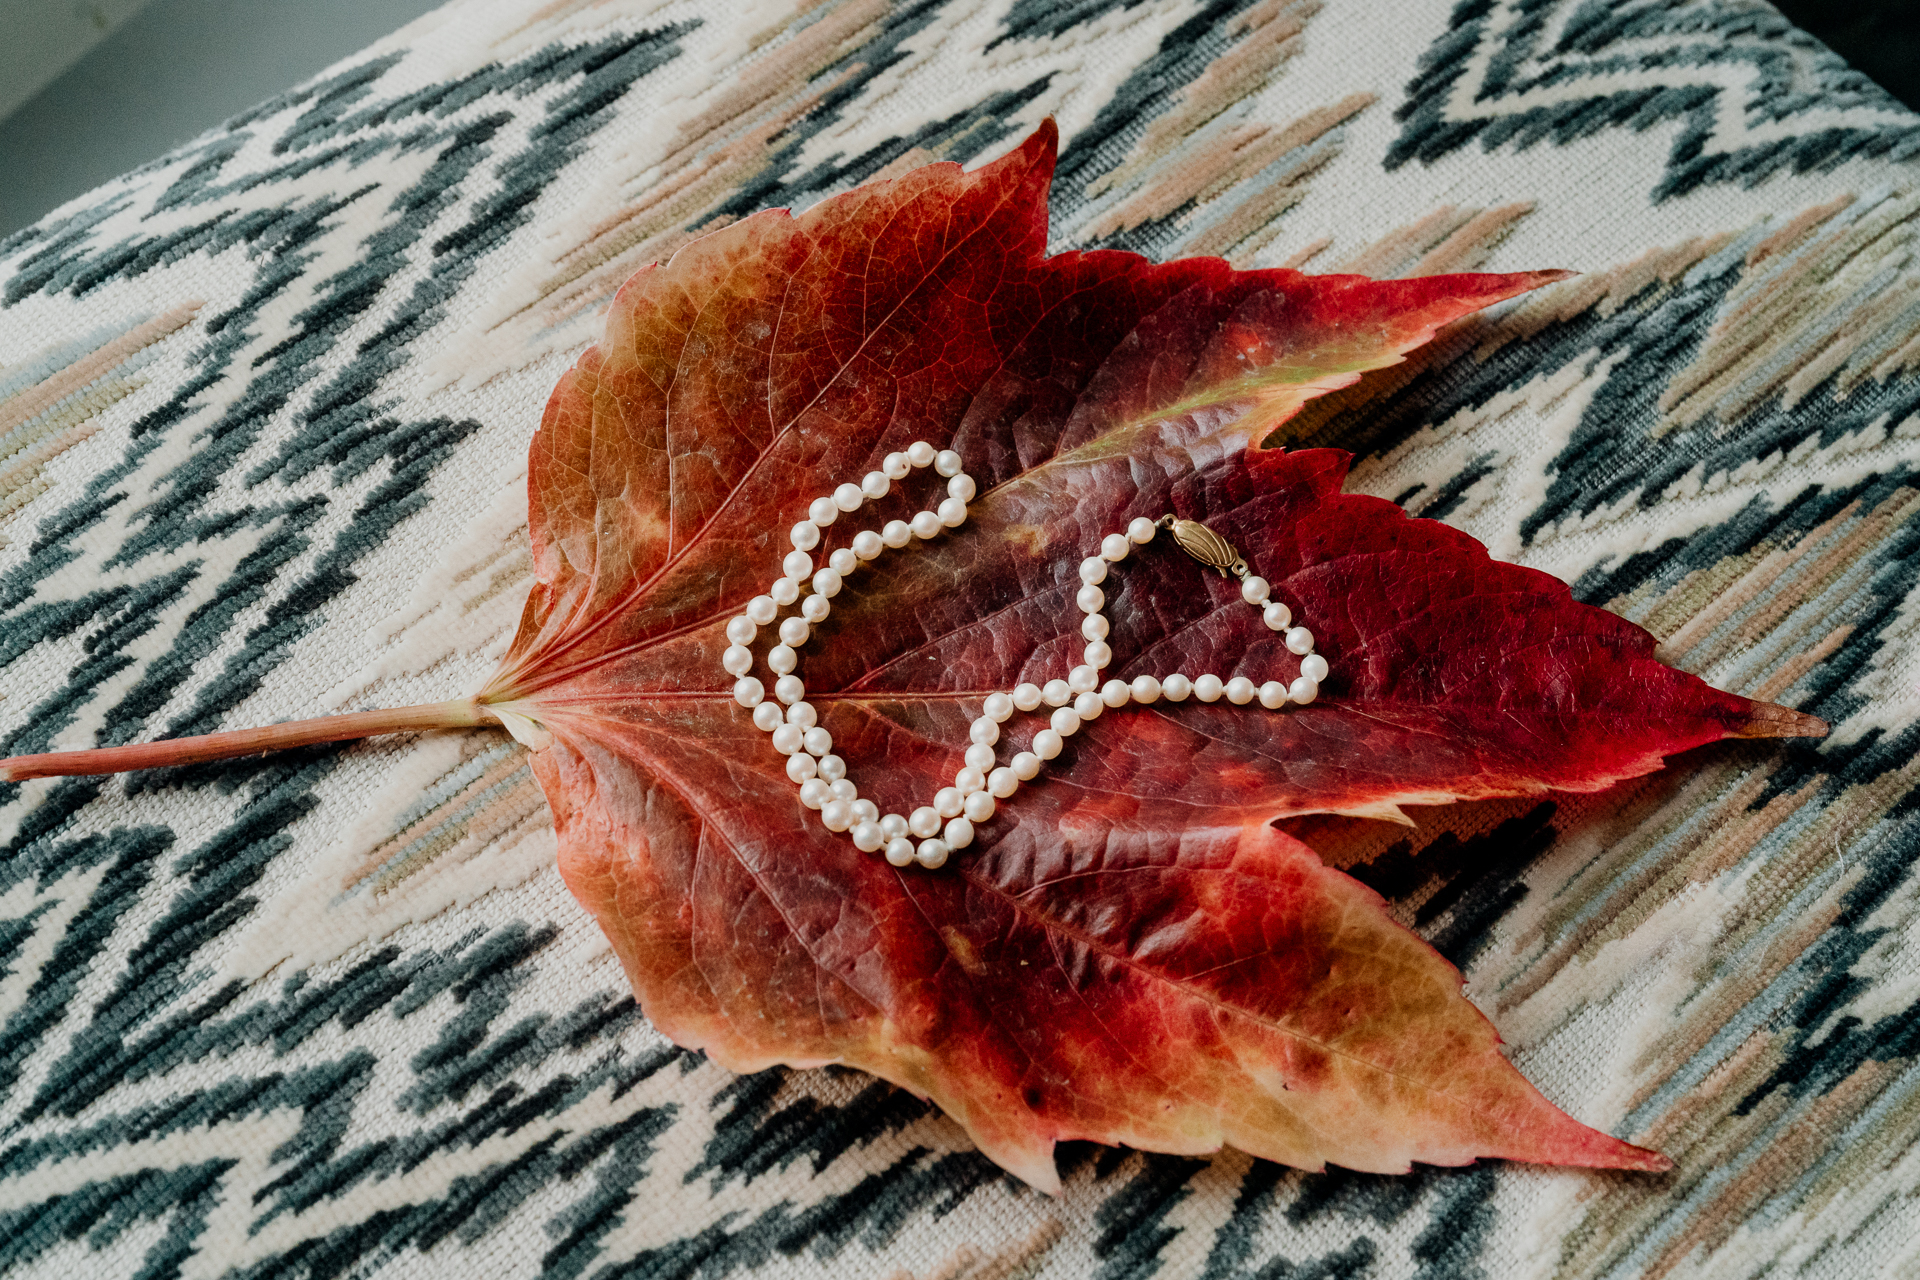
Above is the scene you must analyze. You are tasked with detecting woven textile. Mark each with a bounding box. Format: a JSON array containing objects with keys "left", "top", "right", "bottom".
[{"left": 3, "top": 0, "right": 1919, "bottom": 1275}]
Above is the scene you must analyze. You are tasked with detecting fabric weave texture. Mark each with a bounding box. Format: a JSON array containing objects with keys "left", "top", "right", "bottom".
[{"left": 2, "top": 1, "right": 1918, "bottom": 1276}]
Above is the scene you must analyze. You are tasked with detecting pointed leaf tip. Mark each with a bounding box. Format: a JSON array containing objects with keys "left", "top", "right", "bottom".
[
  {"left": 1733, "top": 701, "right": 1829, "bottom": 740},
  {"left": 494, "top": 126, "right": 1753, "bottom": 1188}
]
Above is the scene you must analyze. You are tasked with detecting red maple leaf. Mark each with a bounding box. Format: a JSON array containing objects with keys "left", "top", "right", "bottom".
[{"left": 4, "top": 122, "right": 1822, "bottom": 1189}]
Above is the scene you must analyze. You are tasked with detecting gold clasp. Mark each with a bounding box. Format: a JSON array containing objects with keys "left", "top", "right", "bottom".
[{"left": 1156, "top": 514, "right": 1248, "bottom": 580}]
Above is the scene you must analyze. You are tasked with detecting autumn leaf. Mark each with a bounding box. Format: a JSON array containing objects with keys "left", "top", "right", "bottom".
[{"left": 1, "top": 122, "right": 1823, "bottom": 1191}]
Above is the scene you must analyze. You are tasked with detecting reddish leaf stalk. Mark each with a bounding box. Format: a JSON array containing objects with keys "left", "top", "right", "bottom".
[
  {"left": 0, "top": 123, "right": 1831, "bottom": 1188},
  {"left": 0, "top": 699, "right": 493, "bottom": 781}
]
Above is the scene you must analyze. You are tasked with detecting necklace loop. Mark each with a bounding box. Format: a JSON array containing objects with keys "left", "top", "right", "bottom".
[{"left": 723, "top": 447, "right": 1328, "bottom": 869}]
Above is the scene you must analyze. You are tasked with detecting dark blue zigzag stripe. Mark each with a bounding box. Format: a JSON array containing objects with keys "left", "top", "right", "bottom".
[
  {"left": 699, "top": 0, "right": 1286, "bottom": 268},
  {"left": 992, "top": 0, "right": 1155, "bottom": 48},
  {"left": 1048, "top": 0, "right": 1271, "bottom": 241},
  {"left": 1281, "top": 245, "right": 1920, "bottom": 1171},
  {"left": 1286, "top": 231, "right": 1920, "bottom": 803},
  {"left": 0, "top": 24, "right": 691, "bottom": 788},
  {"left": 703, "top": 0, "right": 1052, "bottom": 232},
  {"left": 0, "top": 25, "right": 718, "bottom": 1280},
  {"left": 1387, "top": 0, "right": 1920, "bottom": 200},
  {"left": 0, "top": 767, "right": 685, "bottom": 1278},
  {"left": 0, "top": 14, "right": 1558, "bottom": 1275}
]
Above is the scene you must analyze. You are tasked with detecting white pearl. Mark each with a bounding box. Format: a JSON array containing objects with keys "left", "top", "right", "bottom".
[
  {"left": 1301, "top": 653, "right": 1329, "bottom": 682},
  {"left": 988, "top": 767, "right": 1018, "bottom": 798},
  {"left": 1084, "top": 640, "right": 1112, "bottom": 669},
  {"left": 752, "top": 702, "right": 784, "bottom": 732},
  {"left": 821, "top": 800, "right": 853, "bottom": 832},
  {"left": 880, "top": 813, "right": 909, "bottom": 840},
  {"left": 852, "top": 821, "right": 884, "bottom": 852},
  {"left": 1051, "top": 707, "right": 1081, "bottom": 736},
  {"left": 813, "top": 568, "right": 842, "bottom": 598},
  {"left": 783, "top": 550, "right": 813, "bottom": 581},
  {"left": 1285, "top": 626, "right": 1315, "bottom": 656},
  {"left": 852, "top": 530, "right": 883, "bottom": 561},
  {"left": 1068, "top": 665, "right": 1100, "bottom": 693},
  {"left": 1074, "top": 691, "right": 1104, "bottom": 721},
  {"left": 771, "top": 724, "right": 803, "bottom": 755},
  {"left": 1290, "top": 676, "right": 1319, "bottom": 705},
  {"left": 1193, "top": 674, "right": 1224, "bottom": 702},
  {"left": 883, "top": 451, "right": 910, "bottom": 479},
  {"left": 790, "top": 521, "right": 820, "bottom": 552},
  {"left": 774, "top": 674, "right": 805, "bottom": 704},
  {"left": 909, "top": 806, "right": 943, "bottom": 838},
  {"left": 965, "top": 742, "right": 996, "bottom": 770},
  {"left": 1042, "top": 679, "right": 1072, "bottom": 707},
  {"left": 1032, "top": 729, "right": 1064, "bottom": 760},
  {"left": 800, "top": 778, "right": 832, "bottom": 809},
  {"left": 767, "top": 644, "right": 797, "bottom": 675},
  {"left": 834, "top": 482, "right": 863, "bottom": 512},
  {"left": 969, "top": 717, "right": 999, "bottom": 746},
  {"left": 786, "top": 701, "right": 817, "bottom": 728},
  {"left": 802, "top": 726, "right": 832, "bottom": 756},
  {"left": 732, "top": 677, "right": 764, "bottom": 707},
  {"left": 934, "top": 449, "right": 962, "bottom": 477},
  {"left": 910, "top": 510, "right": 942, "bottom": 540},
  {"left": 779, "top": 616, "right": 810, "bottom": 647},
  {"left": 1259, "top": 680, "right": 1288, "bottom": 709},
  {"left": 1011, "top": 751, "right": 1041, "bottom": 780},
  {"left": 1241, "top": 575, "right": 1270, "bottom": 606},
  {"left": 944, "top": 817, "right": 974, "bottom": 849},
  {"left": 801, "top": 594, "right": 830, "bottom": 623},
  {"left": 1162, "top": 673, "right": 1192, "bottom": 701},
  {"left": 850, "top": 799, "right": 878, "bottom": 824},
  {"left": 1101, "top": 679, "right": 1130, "bottom": 708},
  {"left": 771, "top": 577, "right": 799, "bottom": 606},
  {"left": 882, "top": 519, "right": 912, "bottom": 548},
  {"left": 934, "top": 788, "right": 965, "bottom": 818},
  {"left": 1079, "top": 556, "right": 1107, "bottom": 585},
  {"left": 722, "top": 645, "right": 753, "bottom": 677},
  {"left": 787, "top": 753, "right": 818, "bottom": 783},
  {"left": 1101, "top": 532, "right": 1130, "bottom": 561},
  {"left": 907, "top": 440, "right": 935, "bottom": 467},
  {"left": 1081, "top": 613, "right": 1108, "bottom": 641},
  {"left": 956, "top": 766, "right": 986, "bottom": 795},
  {"left": 746, "top": 594, "right": 778, "bottom": 625},
  {"left": 1013, "top": 683, "right": 1043, "bottom": 711},
  {"left": 1226, "top": 676, "right": 1255, "bottom": 705},
  {"left": 829, "top": 777, "right": 857, "bottom": 803},
  {"left": 885, "top": 837, "right": 916, "bottom": 867},
  {"left": 982, "top": 691, "right": 1014, "bottom": 722},
  {"left": 1130, "top": 675, "right": 1161, "bottom": 703},
  {"left": 1076, "top": 584, "right": 1104, "bottom": 613},
  {"left": 963, "top": 790, "right": 996, "bottom": 822},
  {"left": 808, "top": 496, "right": 838, "bottom": 526},
  {"left": 725, "top": 615, "right": 757, "bottom": 646},
  {"left": 916, "top": 839, "right": 950, "bottom": 869},
  {"left": 861, "top": 471, "right": 890, "bottom": 500},
  {"left": 937, "top": 496, "right": 967, "bottom": 527},
  {"left": 1127, "top": 516, "right": 1157, "bottom": 543},
  {"left": 828, "top": 547, "right": 858, "bottom": 576},
  {"left": 1264, "top": 601, "right": 1291, "bottom": 631},
  {"left": 947, "top": 474, "right": 976, "bottom": 503}
]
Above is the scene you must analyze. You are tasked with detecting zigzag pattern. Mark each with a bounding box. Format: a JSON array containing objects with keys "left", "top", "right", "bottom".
[
  {"left": 2, "top": 1, "right": 1919, "bottom": 1276},
  {"left": 0, "top": 11, "right": 1458, "bottom": 1276},
  {"left": 1388, "top": 0, "right": 1920, "bottom": 200}
]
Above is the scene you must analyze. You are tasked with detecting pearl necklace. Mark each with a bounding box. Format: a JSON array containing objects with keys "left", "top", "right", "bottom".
[{"left": 722, "top": 441, "right": 1329, "bottom": 870}]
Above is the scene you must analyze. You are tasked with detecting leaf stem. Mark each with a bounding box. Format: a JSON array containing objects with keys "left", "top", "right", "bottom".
[{"left": 0, "top": 699, "right": 494, "bottom": 781}]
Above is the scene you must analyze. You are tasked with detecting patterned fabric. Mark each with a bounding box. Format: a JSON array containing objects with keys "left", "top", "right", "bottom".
[{"left": 2, "top": 0, "right": 1918, "bottom": 1275}]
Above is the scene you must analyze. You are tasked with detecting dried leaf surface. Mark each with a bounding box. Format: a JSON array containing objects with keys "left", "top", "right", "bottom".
[{"left": 485, "top": 124, "right": 1816, "bottom": 1188}]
